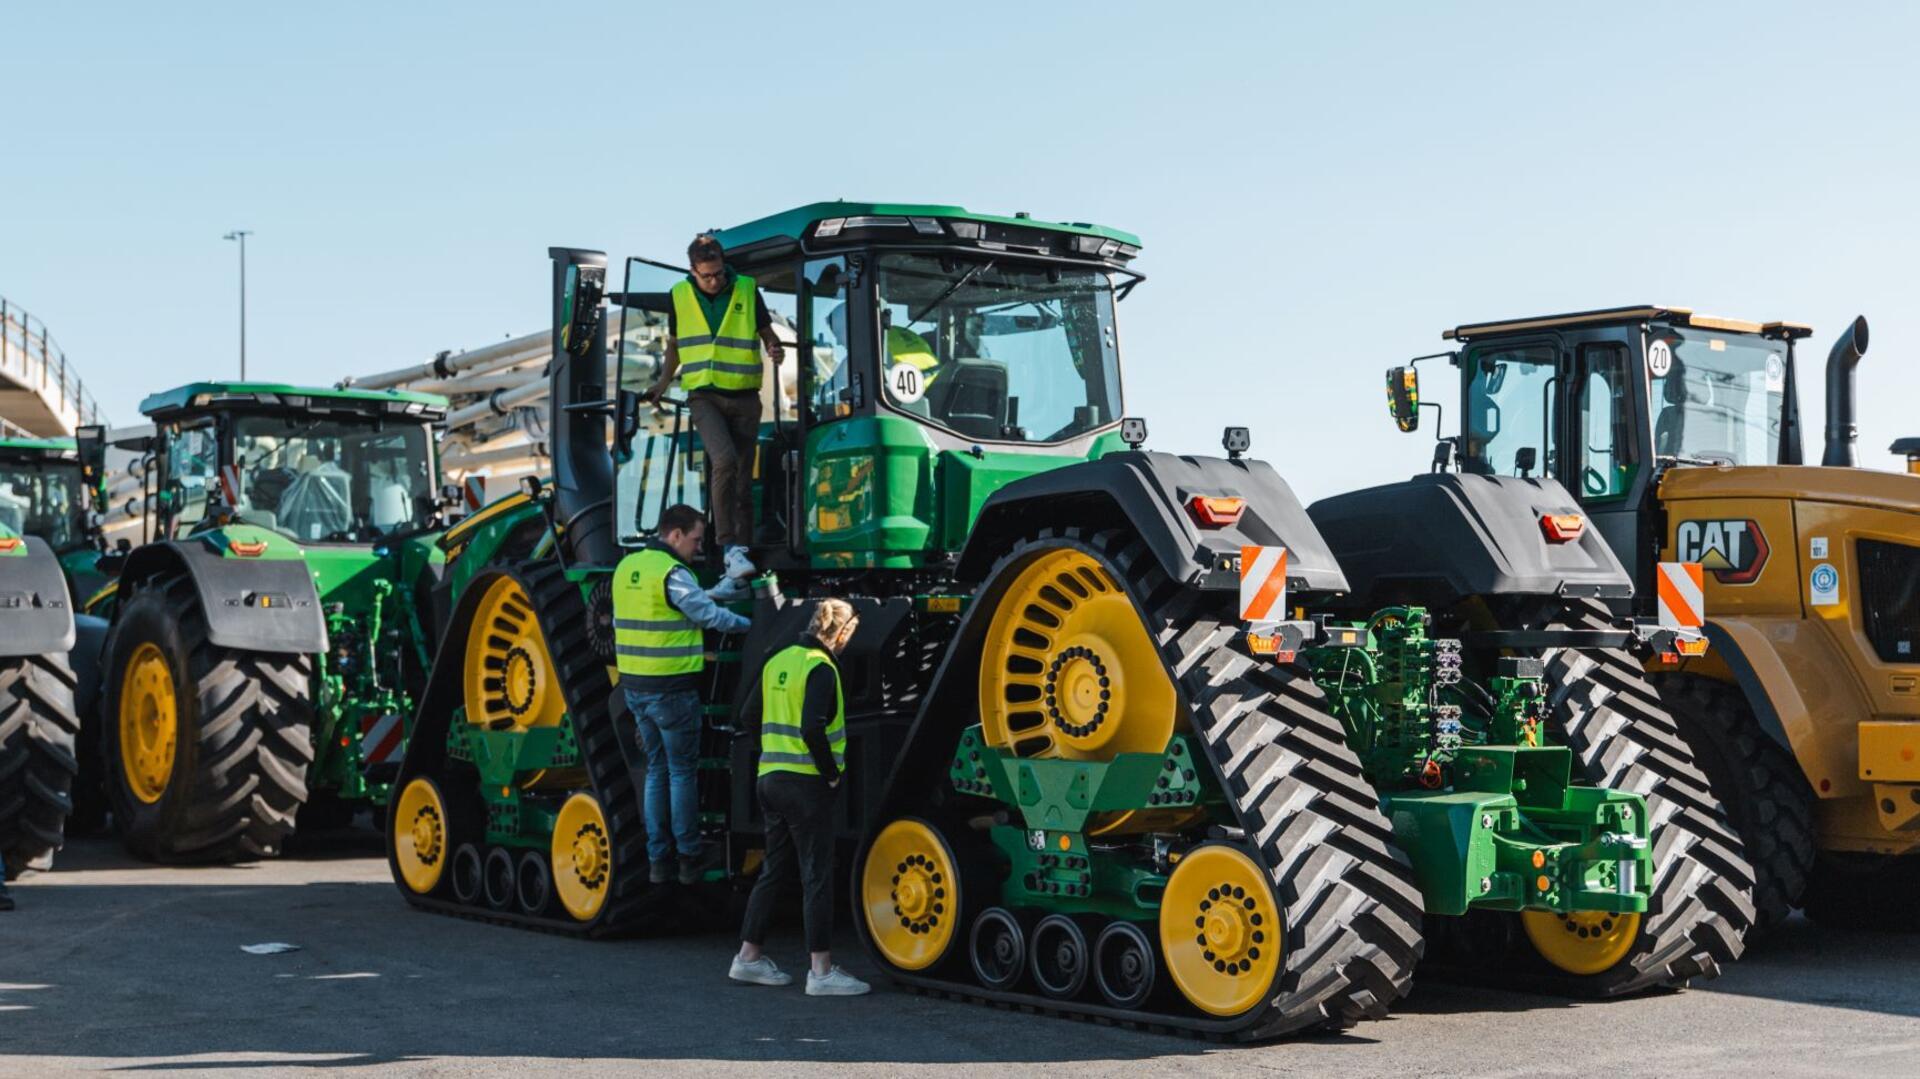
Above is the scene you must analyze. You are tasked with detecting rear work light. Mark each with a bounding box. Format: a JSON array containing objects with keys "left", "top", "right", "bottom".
[
  {"left": 1539, "top": 513, "right": 1586, "bottom": 543},
  {"left": 1188, "top": 496, "right": 1246, "bottom": 528}
]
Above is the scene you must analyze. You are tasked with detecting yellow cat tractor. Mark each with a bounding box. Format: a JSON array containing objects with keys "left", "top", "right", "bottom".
[{"left": 1385, "top": 306, "right": 1920, "bottom": 928}]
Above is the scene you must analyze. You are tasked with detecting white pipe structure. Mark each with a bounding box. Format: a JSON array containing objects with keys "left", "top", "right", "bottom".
[{"left": 342, "top": 331, "right": 548, "bottom": 392}]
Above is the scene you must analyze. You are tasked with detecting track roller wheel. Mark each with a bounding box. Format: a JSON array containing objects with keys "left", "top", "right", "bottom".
[
  {"left": 1520, "top": 911, "right": 1643, "bottom": 976},
  {"left": 552, "top": 791, "right": 612, "bottom": 922},
  {"left": 391, "top": 778, "right": 449, "bottom": 895},
  {"left": 450, "top": 843, "right": 484, "bottom": 906},
  {"left": 483, "top": 847, "right": 516, "bottom": 909},
  {"left": 861, "top": 817, "right": 961, "bottom": 971},
  {"left": 516, "top": 850, "right": 553, "bottom": 915},
  {"left": 1029, "top": 914, "right": 1093, "bottom": 1000},
  {"left": 968, "top": 907, "right": 1029, "bottom": 991},
  {"left": 1093, "top": 920, "right": 1159, "bottom": 1009},
  {"left": 1160, "top": 844, "right": 1282, "bottom": 1018}
]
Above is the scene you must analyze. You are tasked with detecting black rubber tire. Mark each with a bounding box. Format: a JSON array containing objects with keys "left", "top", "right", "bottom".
[
  {"left": 1801, "top": 852, "right": 1920, "bottom": 930},
  {"left": 0, "top": 654, "right": 81, "bottom": 876},
  {"left": 1654, "top": 673, "right": 1816, "bottom": 930},
  {"left": 1535, "top": 602, "right": 1758, "bottom": 994},
  {"left": 99, "top": 573, "right": 314, "bottom": 863}
]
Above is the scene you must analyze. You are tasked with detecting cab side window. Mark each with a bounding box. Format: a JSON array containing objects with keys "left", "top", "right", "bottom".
[{"left": 1462, "top": 345, "right": 1557, "bottom": 478}]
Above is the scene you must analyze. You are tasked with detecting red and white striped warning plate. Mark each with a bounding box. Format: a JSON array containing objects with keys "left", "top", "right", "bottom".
[
  {"left": 1657, "top": 561, "right": 1705, "bottom": 630},
  {"left": 463, "top": 476, "right": 487, "bottom": 514},
  {"left": 1239, "top": 545, "right": 1289, "bottom": 624},
  {"left": 360, "top": 712, "right": 406, "bottom": 766},
  {"left": 218, "top": 464, "right": 242, "bottom": 506}
]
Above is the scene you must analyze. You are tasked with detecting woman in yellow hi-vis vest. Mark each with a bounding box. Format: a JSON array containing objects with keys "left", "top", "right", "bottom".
[
  {"left": 729, "top": 599, "right": 870, "bottom": 996},
  {"left": 644, "top": 234, "right": 786, "bottom": 590}
]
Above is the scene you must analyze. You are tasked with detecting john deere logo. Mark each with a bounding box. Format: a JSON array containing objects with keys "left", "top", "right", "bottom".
[{"left": 1675, "top": 518, "right": 1770, "bottom": 585}]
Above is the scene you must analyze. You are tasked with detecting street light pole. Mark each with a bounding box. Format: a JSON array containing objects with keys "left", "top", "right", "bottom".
[{"left": 224, "top": 230, "right": 252, "bottom": 379}]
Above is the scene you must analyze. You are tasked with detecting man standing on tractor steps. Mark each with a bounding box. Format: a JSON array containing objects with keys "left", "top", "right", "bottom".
[
  {"left": 645, "top": 233, "right": 784, "bottom": 594},
  {"left": 613, "top": 503, "right": 751, "bottom": 886},
  {"left": 730, "top": 599, "right": 870, "bottom": 997}
]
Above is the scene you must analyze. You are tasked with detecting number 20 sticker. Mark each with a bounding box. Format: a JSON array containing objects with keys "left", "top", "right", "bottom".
[
  {"left": 888, "top": 363, "right": 926, "bottom": 404},
  {"left": 1647, "top": 340, "right": 1674, "bottom": 378}
]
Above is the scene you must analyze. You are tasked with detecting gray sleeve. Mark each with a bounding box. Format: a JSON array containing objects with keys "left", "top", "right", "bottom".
[{"left": 663, "top": 565, "right": 751, "bottom": 633}]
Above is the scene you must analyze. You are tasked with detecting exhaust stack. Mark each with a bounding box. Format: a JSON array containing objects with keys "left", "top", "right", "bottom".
[{"left": 1821, "top": 316, "right": 1869, "bottom": 468}]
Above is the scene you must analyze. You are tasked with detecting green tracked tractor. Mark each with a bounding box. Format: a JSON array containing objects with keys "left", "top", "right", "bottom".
[
  {"left": 89, "top": 383, "right": 452, "bottom": 861},
  {"left": 385, "top": 203, "right": 1745, "bottom": 1038},
  {"left": 0, "top": 437, "right": 87, "bottom": 874}
]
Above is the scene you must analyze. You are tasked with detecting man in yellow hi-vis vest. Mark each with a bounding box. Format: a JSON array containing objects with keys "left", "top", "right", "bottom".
[
  {"left": 613, "top": 503, "right": 751, "bottom": 886},
  {"left": 729, "top": 598, "right": 870, "bottom": 996},
  {"left": 646, "top": 234, "right": 785, "bottom": 589}
]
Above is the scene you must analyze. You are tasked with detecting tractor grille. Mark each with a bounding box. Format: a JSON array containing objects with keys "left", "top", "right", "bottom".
[{"left": 1859, "top": 539, "right": 1920, "bottom": 664}]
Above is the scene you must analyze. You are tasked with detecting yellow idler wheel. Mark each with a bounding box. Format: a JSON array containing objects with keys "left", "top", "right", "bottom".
[
  {"left": 552, "top": 792, "right": 612, "bottom": 922},
  {"left": 979, "top": 547, "right": 1178, "bottom": 762},
  {"left": 1160, "top": 844, "right": 1282, "bottom": 1018},
  {"left": 117, "top": 641, "right": 178, "bottom": 805},
  {"left": 393, "top": 778, "right": 449, "bottom": 895},
  {"left": 863, "top": 818, "right": 960, "bottom": 971},
  {"left": 1521, "top": 910, "right": 1642, "bottom": 976},
  {"left": 464, "top": 575, "right": 566, "bottom": 733}
]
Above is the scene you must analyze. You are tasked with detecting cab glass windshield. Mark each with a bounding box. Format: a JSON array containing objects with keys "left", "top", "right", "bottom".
[
  {"left": 1649, "top": 329, "right": 1786, "bottom": 466},
  {"left": 0, "top": 459, "right": 82, "bottom": 548},
  {"left": 872, "top": 254, "right": 1122, "bottom": 443},
  {"left": 230, "top": 416, "right": 434, "bottom": 542}
]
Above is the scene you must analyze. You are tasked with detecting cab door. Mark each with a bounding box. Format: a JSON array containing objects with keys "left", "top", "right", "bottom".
[{"left": 1563, "top": 335, "right": 1654, "bottom": 592}]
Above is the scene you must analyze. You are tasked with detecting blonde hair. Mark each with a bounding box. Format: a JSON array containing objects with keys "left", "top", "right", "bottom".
[{"left": 808, "top": 598, "right": 858, "bottom": 641}]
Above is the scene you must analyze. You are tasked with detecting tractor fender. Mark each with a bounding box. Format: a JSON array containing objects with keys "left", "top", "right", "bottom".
[
  {"left": 952, "top": 450, "right": 1348, "bottom": 595},
  {"left": 72, "top": 613, "right": 109, "bottom": 719},
  {"left": 1704, "top": 615, "right": 1868, "bottom": 797},
  {"left": 119, "top": 538, "right": 327, "bottom": 654},
  {"left": 1307, "top": 473, "right": 1633, "bottom": 610},
  {"left": 0, "top": 536, "right": 76, "bottom": 656}
]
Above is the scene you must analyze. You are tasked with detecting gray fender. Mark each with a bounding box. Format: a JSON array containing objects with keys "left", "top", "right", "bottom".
[
  {"left": 119, "top": 538, "right": 326, "bottom": 654},
  {"left": 0, "top": 537, "right": 76, "bottom": 656}
]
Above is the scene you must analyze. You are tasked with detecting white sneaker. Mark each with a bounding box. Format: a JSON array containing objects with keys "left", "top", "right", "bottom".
[
  {"left": 724, "top": 545, "right": 757, "bottom": 580},
  {"left": 729, "top": 955, "right": 793, "bottom": 987},
  {"left": 805, "top": 966, "right": 871, "bottom": 997}
]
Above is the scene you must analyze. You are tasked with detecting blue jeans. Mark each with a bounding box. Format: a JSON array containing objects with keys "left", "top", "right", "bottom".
[{"left": 626, "top": 688, "right": 703, "bottom": 863}]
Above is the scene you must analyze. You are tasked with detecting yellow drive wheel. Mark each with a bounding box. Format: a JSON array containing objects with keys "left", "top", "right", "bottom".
[
  {"left": 979, "top": 547, "right": 1179, "bottom": 762},
  {"left": 863, "top": 818, "right": 960, "bottom": 971},
  {"left": 1160, "top": 844, "right": 1282, "bottom": 1018},
  {"left": 464, "top": 575, "right": 566, "bottom": 733},
  {"left": 552, "top": 792, "right": 612, "bottom": 922},
  {"left": 1521, "top": 910, "right": 1642, "bottom": 976},
  {"left": 393, "top": 778, "right": 449, "bottom": 895},
  {"left": 117, "top": 641, "right": 178, "bottom": 805}
]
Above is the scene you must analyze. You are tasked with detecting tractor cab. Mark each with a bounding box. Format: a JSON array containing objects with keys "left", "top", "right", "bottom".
[
  {"left": 1384, "top": 305, "right": 1816, "bottom": 594},
  {"left": 0, "top": 437, "right": 87, "bottom": 554},
  {"left": 606, "top": 202, "right": 1141, "bottom": 569},
  {"left": 132, "top": 382, "right": 447, "bottom": 547}
]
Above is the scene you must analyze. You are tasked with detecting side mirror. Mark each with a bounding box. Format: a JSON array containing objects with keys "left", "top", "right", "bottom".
[
  {"left": 75, "top": 423, "right": 106, "bottom": 477},
  {"left": 1386, "top": 366, "right": 1420, "bottom": 432},
  {"left": 614, "top": 388, "right": 641, "bottom": 449}
]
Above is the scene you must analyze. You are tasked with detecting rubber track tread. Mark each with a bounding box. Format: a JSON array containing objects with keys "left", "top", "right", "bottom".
[
  {"left": 0, "top": 653, "right": 80, "bottom": 875},
  {"left": 863, "top": 528, "right": 1424, "bottom": 1039},
  {"left": 1652, "top": 673, "right": 1815, "bottom": 930},
  {"left": 1536, "top": 599, "right": 1757, "bottom": 994},
  {"left": 390, "top": 560, "right": 662, "bottom": 937}
]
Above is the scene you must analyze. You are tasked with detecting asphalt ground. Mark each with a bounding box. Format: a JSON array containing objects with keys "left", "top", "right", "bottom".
[{"left": 2, "top": 833, "right": 1917, "bottom": 1077}]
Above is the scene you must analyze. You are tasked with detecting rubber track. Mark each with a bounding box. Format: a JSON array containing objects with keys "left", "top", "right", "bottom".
[
  {"left": 0, "top": 653, "right": 80, "bottom": 876},
  {"left": 105, "top": 572, "right": 315, "bottom": 862},
  {"left": 390, "top": 559, "right": 663, "bottom": 937},
  {"left": 1535, "top": 599, "right": 1757, "bottom": 994},
  {"left": 1653, "top": 673, "right": 1815, "bottom": 931},
  {"left": 865, "top": 527, "right": 1425, "bottom": 1039}
]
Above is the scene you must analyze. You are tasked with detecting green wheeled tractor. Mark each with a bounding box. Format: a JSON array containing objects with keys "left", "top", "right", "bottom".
[
  {"left": 91, "top": 383, "right": 450, "bottom": 861},
  {"left": 0, "top": 437, "right": 88, "bottom": 873},
  {"left": 386, "top": 204, "right": 1746, "bottom": 1037}
]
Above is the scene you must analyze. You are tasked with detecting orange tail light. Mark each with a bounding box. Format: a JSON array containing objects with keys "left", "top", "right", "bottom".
[
  {"left": 1539, "top": 513, "right": 1586, "bottom": 543},
  {"left": 1188, "top": 496, "right": 1246, "bottom": 528}
]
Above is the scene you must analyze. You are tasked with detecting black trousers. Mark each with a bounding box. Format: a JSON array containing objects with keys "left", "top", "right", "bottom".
[{"left": 740, "top": 771, "right": 837, "bottom": 953}]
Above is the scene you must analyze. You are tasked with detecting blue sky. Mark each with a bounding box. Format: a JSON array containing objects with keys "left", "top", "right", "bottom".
[{"left": 5, "top": 2, "right": 1916, "bottom": 500}]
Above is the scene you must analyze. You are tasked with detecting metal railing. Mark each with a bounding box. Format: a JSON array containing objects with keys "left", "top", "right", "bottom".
[{"left": 0, "top": 295, "right": 105, "bottom": 434}]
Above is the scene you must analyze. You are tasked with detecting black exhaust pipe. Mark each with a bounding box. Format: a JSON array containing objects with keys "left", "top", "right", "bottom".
[{"left": 1821, "top": 315, "right": 1869, "bottom": 468}]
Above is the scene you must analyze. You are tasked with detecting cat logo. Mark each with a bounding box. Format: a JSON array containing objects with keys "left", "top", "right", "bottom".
[{"left": 1674, "top": 518, "right": 1770, "bottom": 585}]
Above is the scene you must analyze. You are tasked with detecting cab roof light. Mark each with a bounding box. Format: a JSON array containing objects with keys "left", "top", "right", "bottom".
[
  {"left": 1540, "top": 513, "right": 1586, "bottom": 543},
  {"left": 949, "top": 221, "right": 984, "bottom": 240},
  {"left": 1188, "top": 495, "right": 1246, "bottom": 528},
  {"left": 814, "top": 218, "right": 846, "bottom": 238},
  {"left": 908, "top": 217, "right": 944, "bottom": 236}
]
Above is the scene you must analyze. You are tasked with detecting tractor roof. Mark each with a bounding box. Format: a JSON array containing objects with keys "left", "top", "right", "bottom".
[
  {"left": 140, "top": 381, "right": 448, "bottom": 422},
  {"left": 712, "top": 200, "right": 1142, "bottom": 261},
  {"left": 1445, "top": 305, "right": 1813, "bottom": 342},
  {"left": 0, "top": 437, "right": 76, "bottom": 459}
]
